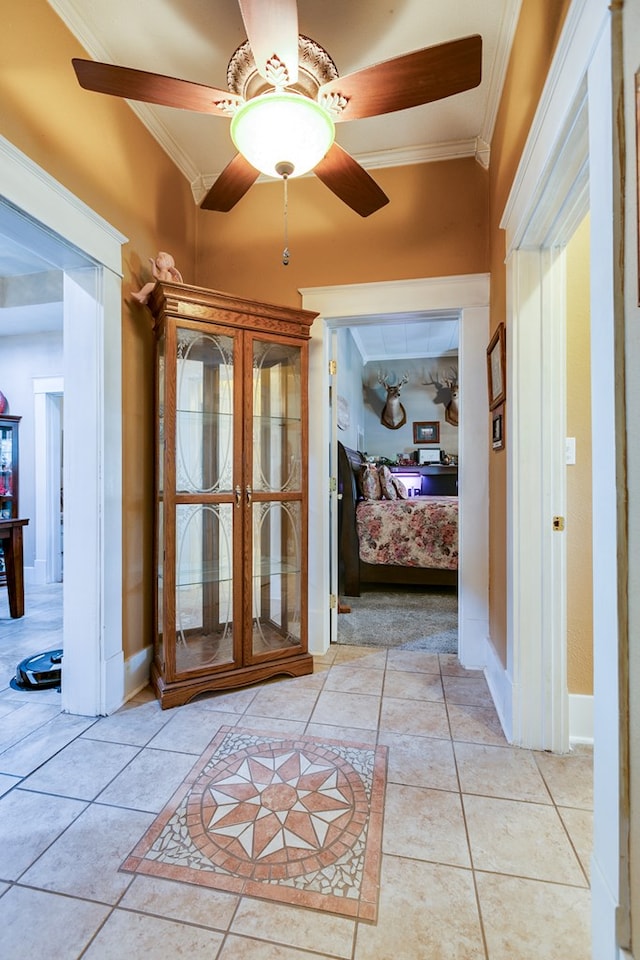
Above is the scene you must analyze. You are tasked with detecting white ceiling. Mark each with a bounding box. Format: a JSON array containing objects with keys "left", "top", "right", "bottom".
[{"left": 2, "top": 0, "right": 520, "bottom": 345}]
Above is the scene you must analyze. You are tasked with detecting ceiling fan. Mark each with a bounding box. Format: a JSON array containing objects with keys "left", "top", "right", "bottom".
[{"left": 72, "top": 0, "right": 482, "bottom": 218}]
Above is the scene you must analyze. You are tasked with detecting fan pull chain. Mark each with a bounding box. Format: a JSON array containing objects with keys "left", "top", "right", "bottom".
[{"left": 282, "top": 173, "right": 290, "bottom": 266}]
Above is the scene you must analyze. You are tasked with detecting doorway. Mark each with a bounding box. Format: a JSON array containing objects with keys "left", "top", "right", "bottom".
[
  {"left": 0, "top": 136, "right": 126, "bottom": 716},
  {"left": 301, "top": 273, "right": 490, "bottom": 670}
]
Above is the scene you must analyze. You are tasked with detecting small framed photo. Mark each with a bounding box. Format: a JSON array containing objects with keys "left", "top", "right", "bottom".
[
  {"left": 413, "top": 421, "right": 440, "bottom": 444},
  {"left": 492, "top": 404, "right": 505, "bottom": 451},
  {"left": 487, "top": 323, "right": 506, "bottom": 410}
]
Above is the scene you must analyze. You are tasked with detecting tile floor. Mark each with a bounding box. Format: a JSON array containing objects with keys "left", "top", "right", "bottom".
[{"left": 0, "top": 585, "right": 593, "bottom": 959}]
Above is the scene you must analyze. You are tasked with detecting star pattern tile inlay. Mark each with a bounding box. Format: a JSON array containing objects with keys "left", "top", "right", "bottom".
[{"left": 122, "top": 728, "right": 387, "bottom": 920}]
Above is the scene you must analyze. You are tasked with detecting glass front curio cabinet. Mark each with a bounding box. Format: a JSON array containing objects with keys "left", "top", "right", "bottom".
[
  {"left": 148, "top": 282, "right": 317, "bottom": 708},
  {"left": 0, "top": 415, "right": 21, "bottom": 584}
]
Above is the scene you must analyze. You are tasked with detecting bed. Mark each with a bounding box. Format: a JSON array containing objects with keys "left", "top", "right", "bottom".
[{"left": 337, "top": 441, "right": 458, "bottom": 597}]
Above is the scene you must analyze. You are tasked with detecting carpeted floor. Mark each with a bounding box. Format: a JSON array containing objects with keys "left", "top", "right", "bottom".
[
  {"left": 122, "top": 726, "right": 387, "bottom": 921},
  {"left": 337, "top": 586, "right": 458, "bottom": 652}
]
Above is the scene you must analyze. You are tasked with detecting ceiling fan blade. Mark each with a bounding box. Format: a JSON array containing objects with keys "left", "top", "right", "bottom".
[
  {"left": 237, "top": 0, "right": 299, "bottom": 86},
  {"left": 72, "top": 59, "right": 241, "bottom": 117},
  {"left": 313, "top": 144, "right": 389, "bottom": 217},
  {"left": 200, "top": 153, "right": 259, "bottom": 211},
  {"left": 318, "top": 34, "right": 482, "bottom": 122}
]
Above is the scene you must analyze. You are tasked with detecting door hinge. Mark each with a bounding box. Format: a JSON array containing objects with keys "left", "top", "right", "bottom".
[
  {"left": 553, "top": 515, "right": 565, "bottom": 531},
  {"left": 329, "top": 476, "right": 337, "bottom": 493},
  {"left": 328, "top": 359, "right": 337, "bottom": 375},
  {"left": 329, "top": 593, "right": 337, "bottom": 609}
]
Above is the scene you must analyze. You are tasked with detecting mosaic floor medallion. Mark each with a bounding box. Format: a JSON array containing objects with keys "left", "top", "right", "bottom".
[{"left": 122, "top": 726, "right": 387, "bottom": 920}]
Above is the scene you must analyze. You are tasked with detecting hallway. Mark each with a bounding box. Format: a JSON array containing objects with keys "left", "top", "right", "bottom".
[{"left": 0, "top": 586, "right": 592, "bottom": 959}]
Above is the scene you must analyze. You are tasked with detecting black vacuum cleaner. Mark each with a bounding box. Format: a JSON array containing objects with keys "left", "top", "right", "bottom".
[{"left": 11, "top": 649, "right": 63, "bottom": 691}]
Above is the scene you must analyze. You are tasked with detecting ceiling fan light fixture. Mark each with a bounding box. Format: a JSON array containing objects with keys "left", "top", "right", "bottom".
[{"left": 230, "top": 91, "right": 335, "bottom": 179}]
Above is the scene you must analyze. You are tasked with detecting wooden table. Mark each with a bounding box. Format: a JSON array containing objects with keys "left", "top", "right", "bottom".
[{"left": 0, "top": 518, "right": 29, "bottom": 618}]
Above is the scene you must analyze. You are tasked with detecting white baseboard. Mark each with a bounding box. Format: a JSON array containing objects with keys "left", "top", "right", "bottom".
[
  {"left": 124, "top": 644, "right": 154, "bottom": 704},
  {"left": 483, "top": 636, "right": 513, "bottom": 743},
  {"left": 569, "top": 693, "right": 593, "bottom": 745}
]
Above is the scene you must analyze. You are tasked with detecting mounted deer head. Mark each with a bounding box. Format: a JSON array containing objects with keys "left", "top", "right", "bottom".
[
  {"left": 378, "top": 371, "right": 409, "bottom": 430},
  {"left": 423, "top": 367, "right": 459, "bottom": 427}
]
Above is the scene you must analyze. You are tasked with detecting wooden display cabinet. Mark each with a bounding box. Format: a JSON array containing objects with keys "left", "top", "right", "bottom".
[
  {"left": 148, "top": 282, "right": 317, "bottom": 709},
  {"left": 0, "top": 415, "right": 20, "bottom": 584}
]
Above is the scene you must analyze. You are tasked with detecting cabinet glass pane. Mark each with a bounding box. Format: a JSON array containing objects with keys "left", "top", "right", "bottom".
[
  {"left": 175, "top": 503, "right": 234, "bottom": 673},
  {"left": 157, "top": 332, "right": 165, "bottom": 495},
  {"left": 176, "top": 329, "right": 234, "bottom": 494},
  {"left": 251, "top": 500, "right": 301, "bottom": 656},
  {"left": 0, "top": 426, "right": 14, "bottom": 515},
  {"left": 252, "top": 341, "right": 301, "bottom": 492}
]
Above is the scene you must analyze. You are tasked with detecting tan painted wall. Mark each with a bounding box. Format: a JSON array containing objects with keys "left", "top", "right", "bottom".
[
  {"left": 2, "top": 0, "right": 198, "bottom": 661},
  {"left": 565, "top": 215, "right": 593, "bottom": 695},
  {"left": 487, "top": 0, "right": 571, "bottom": 663},
  {"left": 195, "top": 158, "right": 489, "bottom": 307}
]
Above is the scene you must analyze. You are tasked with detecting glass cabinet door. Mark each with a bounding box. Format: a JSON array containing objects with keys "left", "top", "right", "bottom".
[
  {"left": 250, "top": 338, "right": 304, "bottom": 659},
  {"left": 171, "top": 327, "right": 238, "bottom": 676}
]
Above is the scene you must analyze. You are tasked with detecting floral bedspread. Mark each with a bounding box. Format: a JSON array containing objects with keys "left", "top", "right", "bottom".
[{"left": 355, "top": 496, "right": 458, "bottom": 570}]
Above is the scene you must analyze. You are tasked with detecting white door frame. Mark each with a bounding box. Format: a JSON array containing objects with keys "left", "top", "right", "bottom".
[
  {"left": 500, "top": 0, "right": 628, "bottom": 955},
  {"left": 32, "top": 376, "right": 63, "bottom": 584},
  {"left": 301, "top": 274, "right": 490, "bottom": 668},
  {"left": 0, "top": 135, "right": 127, "bottom": 716}
]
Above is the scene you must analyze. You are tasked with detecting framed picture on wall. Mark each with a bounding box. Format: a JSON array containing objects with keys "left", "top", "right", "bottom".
[
  {"left": 487, "top": 323, "right": 506, "bottom": 409},
  {"left": 413, "top": 421, "right": 440, "bottom": 444},
  {"left": 492, "top": 404, "right": 505, "bottom": 450}
]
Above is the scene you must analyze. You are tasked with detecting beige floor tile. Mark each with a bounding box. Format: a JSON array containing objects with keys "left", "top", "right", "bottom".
[
  {"left": 355, "top": 855, "right": 485, "bottom": 960},
  {"left": 324, "top": 663, "right": 385, "bottom": 696},
  {"left": 0, "top": 886, "right": 110, "bottom": 960},
  {"left": 191, "top": 686, "right": 258, "bottom": 713},
  {"left": 235, "top": 715, "right": 307, "bottom": 735},
  {"left": 0, "top": 788, "right": 86, "bottom": 880},
  {"left": 534, "top": 749, "right": 593, "bottom": 809},
  {"left": 448, "top": 702, "right": 508, "bottom": 745},
  {"left": 120, "top": 875, "right": 238, "bottom": 929},
  {"left": 380, "top": 696, "right": 450, "bottom": 738},
  {"left": 439, "top": 654, "right": 484, "bottom": 678},
  {"left": 463, "top": 794, "right": 587, "bottom": 885},
  {"left": 443, "top": 675, "right": 493, "bottom": 706},
  {"left": 379, "top": 731, "right": 458, "bottom": 790},
  {"left": 218, "top": 935, "right": 325, "bottom": 960},
  {"left": 82, "top": 908, "right": 225, "bottom": 959},
  {"left": 305, "top": 721, "right": 378, "bottom": 744},
  {"left": 332, "top": 646, "right": 388, "bottom": 669},
  {"left": 386, "top": 649, "right": 441, "bottom": 674},
  {"left": 476, "top": 871, "right": 591, "bottom": 959},
  {"left": 311, "top": 690, "right": 381, "bottom": 730},
  {"left": 147, "top": 706, "right": 238, "bottom": 753},
  {"left": 558, "top": 806, "right": 593, "bottom": 880},
  {"left": 21, "top": 737, "right": 139, "bottom": 800},
  {"left": 383, "top": 783, "right": 470, "bottom": 867},
  {"left": 454, "top": 741, "right": 552, "bottom": 803},
  {"left": 0, "top": 705, "right": 86, "bottom": 762},
  {"left": 0, "top": 772, "right": 20, "bottom": 797},
  {"left": 20, "top": 801, "right": 154, "bottom": 902},
  {"left": 383, "top": 668, "right": 444, "bottom": 701},
  {"left": 97, "top": 747, "right": 197, "bottom": 812},
  {"left": 81, "top": 699, "right": 170, "bottom": 747},
  {"left": 245, "top": 686, "right": 320, "bottom": 722},
  {"left": 312, "top": 647, "right": 338, "bottom": 666},
  {"left": 231, "top": 898, "right": 355, "bottom": 958}
]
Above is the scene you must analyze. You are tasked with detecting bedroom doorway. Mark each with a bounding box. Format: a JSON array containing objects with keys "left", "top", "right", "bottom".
[
  {"left": 330, "top": 317, "right": 459, "bottom": 653},
  {"left": 301, "top": 273, "right": 490, "bottom": 670}
]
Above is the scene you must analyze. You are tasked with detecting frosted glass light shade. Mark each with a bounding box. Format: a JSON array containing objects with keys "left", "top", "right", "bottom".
[{"left": 231, "top": 92, "right": 335, "bottom": 179}]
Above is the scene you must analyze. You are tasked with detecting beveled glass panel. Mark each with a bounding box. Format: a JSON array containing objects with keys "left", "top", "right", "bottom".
[
  {"left": 252, "top": 341, "right": 301, "bottom": 493},
  {"left": 156, "top": 500, "right": 164, "bottom": 668},
  {"left": 251, "top": 500, "right": 301, "bottom": 656},
  {"left": 175, "top": 502, "right": 234, "bottom": 673},
  {"left": 176, "top": 328, "right": 234, "bottom": 494},
  {"left": 157, "top": 332, "right": 165, "bottom": 495}
]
